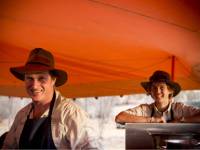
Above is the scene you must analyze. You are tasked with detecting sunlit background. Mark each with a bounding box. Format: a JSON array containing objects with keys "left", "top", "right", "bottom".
[{"left": 1, "top": 90, "right": 200, "bottom": 150}]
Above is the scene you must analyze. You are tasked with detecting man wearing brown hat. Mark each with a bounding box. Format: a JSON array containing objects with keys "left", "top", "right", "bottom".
[
  {"left": 3, "top": 48, "right": 100, "bottom": 149},
  {"left": 115, "top": 70, "right": 200, "bottom": 124}
]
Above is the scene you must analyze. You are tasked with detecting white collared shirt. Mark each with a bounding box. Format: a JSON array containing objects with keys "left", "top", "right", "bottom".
[
  {"left": 124, "top": 101, "right": 200, "bottom": 121},
  {"left": 3, "top": 90, "right": 101, "bottom": 149}
]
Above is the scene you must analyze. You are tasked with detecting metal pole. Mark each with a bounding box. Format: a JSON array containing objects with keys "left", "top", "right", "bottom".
[{"left": 171, "top": 55, "right": 175, "bottom": 81}]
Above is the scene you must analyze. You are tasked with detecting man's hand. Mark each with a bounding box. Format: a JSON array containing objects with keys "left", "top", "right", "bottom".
[
  {"left": 150, "top": 116, "right": 167, "bottom": 123},
  {"left": 168, "top": 117, "right": 185, "bottom": 123}
]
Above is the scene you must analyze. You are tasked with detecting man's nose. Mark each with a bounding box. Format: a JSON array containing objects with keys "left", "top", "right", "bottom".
[
  {"left": 155, "top": 88, "right": 161, "bottom": 93},
  {"left": 31, "top": 79, "right": 40, "bottom": 88}
]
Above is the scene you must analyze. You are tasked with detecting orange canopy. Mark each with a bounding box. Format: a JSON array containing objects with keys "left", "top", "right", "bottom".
[{"left": 1, "top": 0, "right": 200, "bottom": 98}]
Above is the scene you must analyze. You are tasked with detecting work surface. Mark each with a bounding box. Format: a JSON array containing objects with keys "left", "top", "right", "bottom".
[{"left": 126, "top": 123, "right": 200, "bottom": 149}]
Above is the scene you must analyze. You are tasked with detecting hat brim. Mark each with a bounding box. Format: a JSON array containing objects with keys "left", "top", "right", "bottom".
[
  {"left": 141, "top": 80, "right": 181, "bottom": 97},
  {"left": 10, "top": 64, "right": 67, "bottom": 87}
]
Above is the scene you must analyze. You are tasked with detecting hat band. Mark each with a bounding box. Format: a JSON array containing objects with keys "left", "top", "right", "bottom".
[
  {"left": 150, "top": 79, "right": 169, "bottom": 83},
  {"left": 26, "top": 62, "right": 52, "bottom": 67},
  {"left": 28, "top": 55, "right": 53, "bottom": 65}
]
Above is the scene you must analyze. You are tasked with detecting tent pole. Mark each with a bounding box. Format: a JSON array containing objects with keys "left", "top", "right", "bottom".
[
  {"left": 8, "top": 96, "right": 13, "bottom": 128},
  {"left": 171, "top": 55, "right": 175, "bottom": 81}
]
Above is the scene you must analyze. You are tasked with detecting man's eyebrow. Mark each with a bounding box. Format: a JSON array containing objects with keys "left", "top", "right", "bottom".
[{"left": 25, "top": 76, "right": 33, "bottom": 79}]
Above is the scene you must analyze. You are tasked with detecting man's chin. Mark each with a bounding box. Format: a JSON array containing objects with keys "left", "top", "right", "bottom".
[
  {"left": 155, "top": 97, "right": 162, "bottom": 102},
  {"left": 30, "top": 95, "right": 42, "bottom": 102}
]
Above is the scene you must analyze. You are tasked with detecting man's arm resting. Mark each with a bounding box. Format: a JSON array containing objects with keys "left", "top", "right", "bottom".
[
  {"left": 115, "top": 111, "right": 165, "bottom": 124},
  {"left": 180, "top": 113, "right": 200, "bottom": 123}
]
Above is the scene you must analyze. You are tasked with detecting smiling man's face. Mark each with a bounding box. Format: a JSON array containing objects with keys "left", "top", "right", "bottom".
[{"left": 24, "top": 71, "right": 56, "bottom": 104}]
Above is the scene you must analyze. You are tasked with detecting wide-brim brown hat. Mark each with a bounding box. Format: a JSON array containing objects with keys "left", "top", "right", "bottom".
[
  {"left": 141, "top": 70, "right": 181, "bottom": 97},
  {"left": 10, "top": 48, "right": 67, "bottom": 87}
]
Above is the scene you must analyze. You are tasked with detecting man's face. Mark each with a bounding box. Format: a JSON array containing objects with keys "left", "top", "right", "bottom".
[
  {"left": 150, "top": 82, "right": 173, "bottom": 104},
  {"left": 24, "top": 71, "right": 56, "bottom": 103}
]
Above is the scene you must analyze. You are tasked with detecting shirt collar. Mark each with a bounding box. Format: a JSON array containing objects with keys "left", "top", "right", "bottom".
[{"left": 153, "top": 100, "right": 173, "bottom": 114}]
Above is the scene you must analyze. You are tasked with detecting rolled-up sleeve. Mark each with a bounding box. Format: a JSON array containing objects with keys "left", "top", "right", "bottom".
[
  {"left": 173, "top": 102, "right": 200, "bottom": 119},
  {"left": 124, "top": 104, "right": 152, "bottom": 117}
]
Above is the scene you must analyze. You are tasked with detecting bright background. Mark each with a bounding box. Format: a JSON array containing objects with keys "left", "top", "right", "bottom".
[{"left": 1, "top": 90, "right": 200, "bottom": 150}]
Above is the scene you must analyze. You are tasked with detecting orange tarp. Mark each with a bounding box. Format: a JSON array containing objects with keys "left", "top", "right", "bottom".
[{"left": 0, "top": 0, "right": 200, "bottom": 98}]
